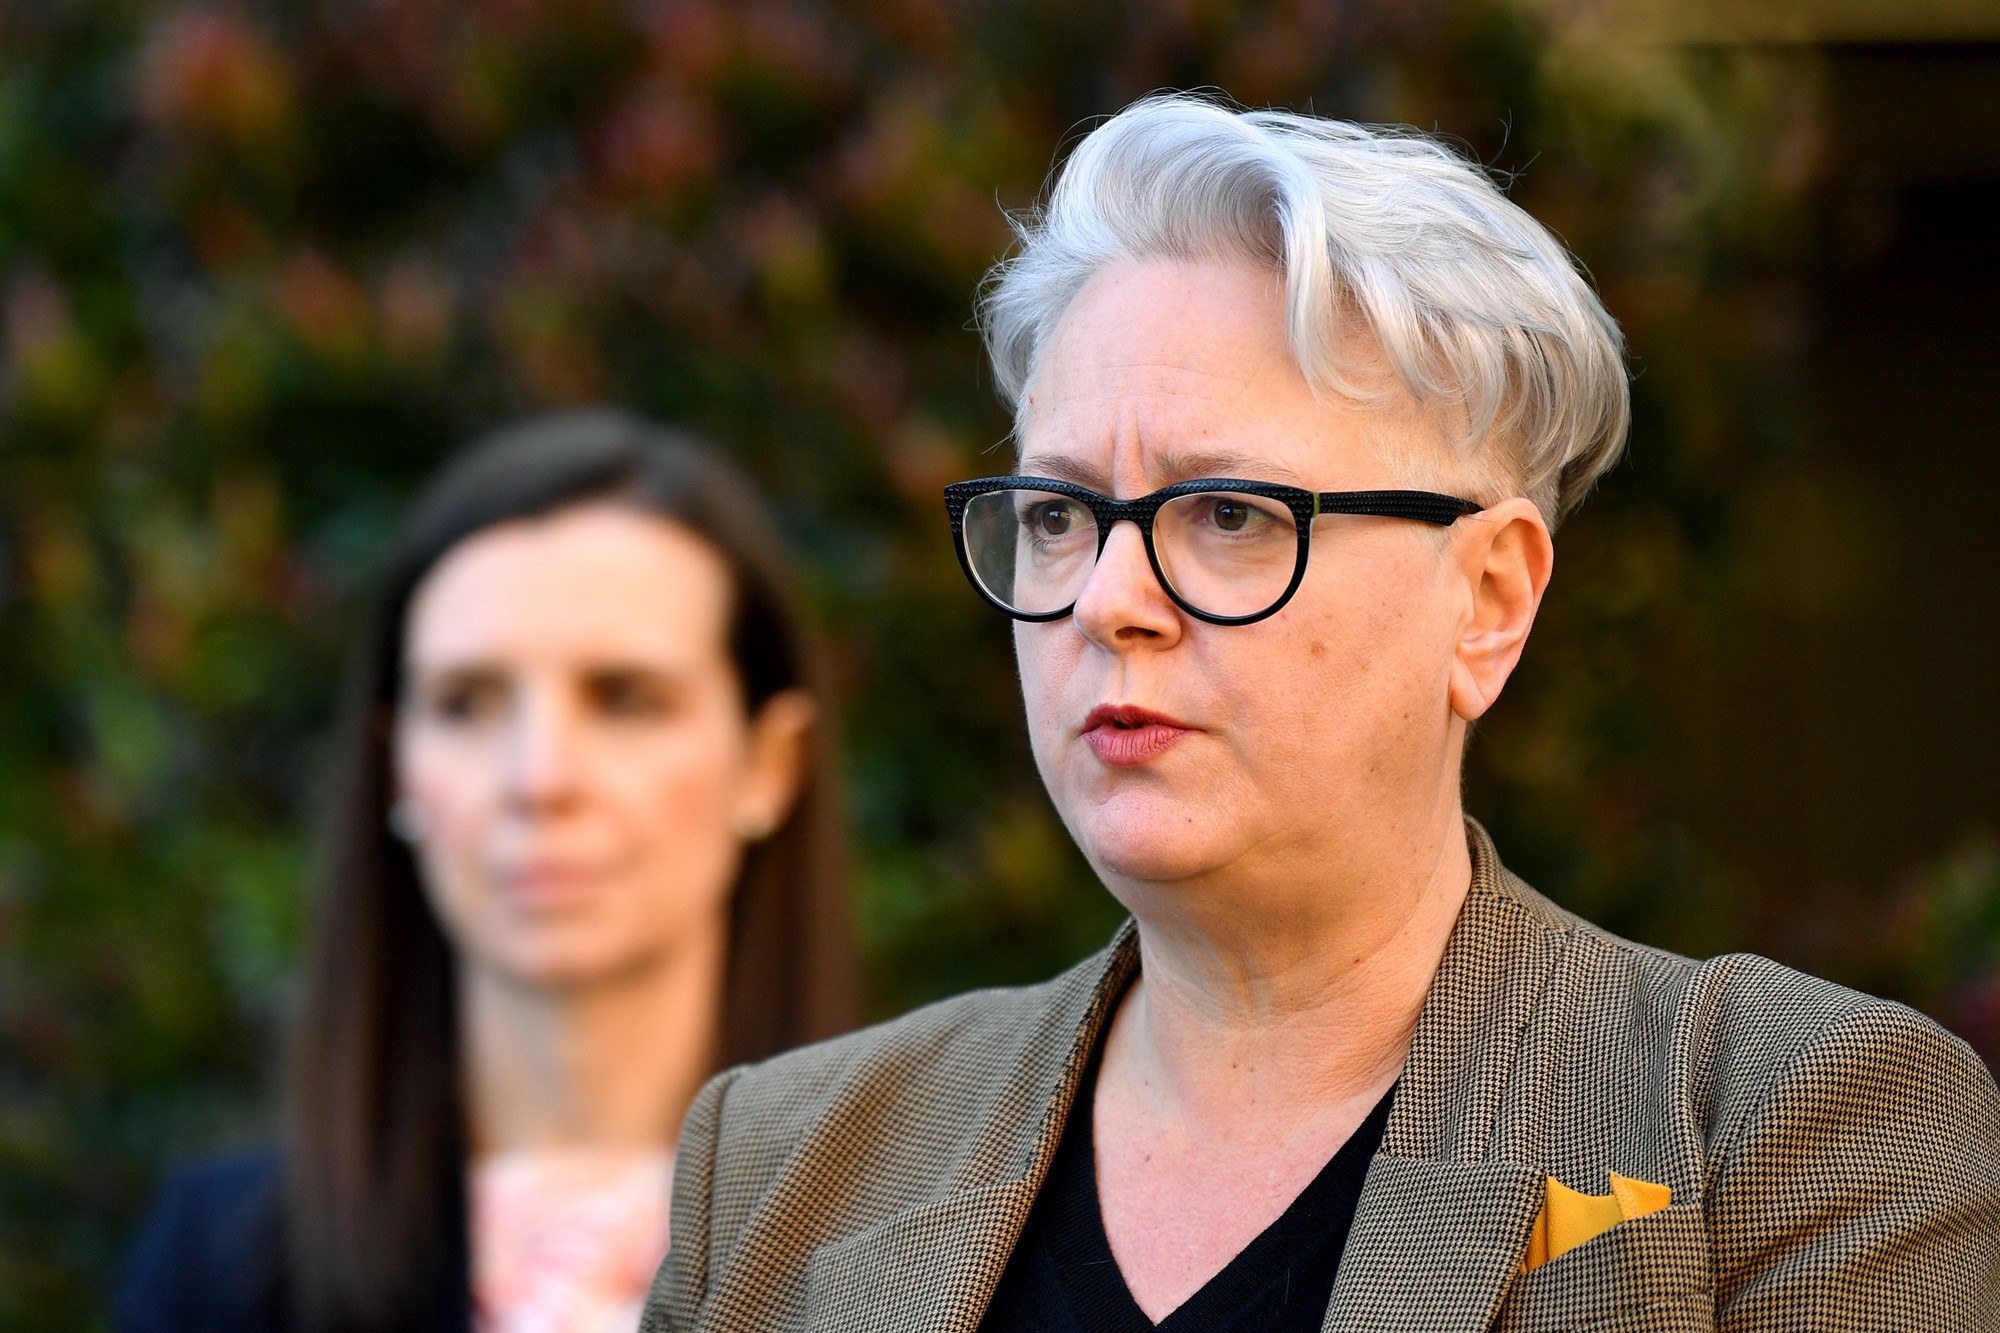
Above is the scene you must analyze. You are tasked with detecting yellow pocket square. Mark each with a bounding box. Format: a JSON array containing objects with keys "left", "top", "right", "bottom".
[{"left": 1520, "top": 1172, "right": 1672, "bottom": 1271}]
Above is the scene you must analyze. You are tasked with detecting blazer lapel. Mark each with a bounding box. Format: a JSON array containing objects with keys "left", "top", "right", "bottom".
[
  {"left": 805, "top": 1179, "right": 1038, "bottom": 1333},
  {"left": 802, "top": 924, "right": 1140, "bottom": 1333},
  {"left": 1323, "top": 1156, "right": 1546, "bottom": 1331},
  {"left": 1323, "top": 822, "right": 1569, "bottom": 1331}
]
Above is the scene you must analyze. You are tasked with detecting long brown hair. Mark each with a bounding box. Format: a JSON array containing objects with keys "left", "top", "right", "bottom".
[{"left": 286, "top": 409, "right": 857, "bottom": 1332}]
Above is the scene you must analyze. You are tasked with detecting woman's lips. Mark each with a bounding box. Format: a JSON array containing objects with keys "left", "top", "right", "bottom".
[
  {"left": 498, "top": 862, "right": 609, "bottom": 909},
  {"left": 1081, "top": 704, "right": 1195, "bottom": 767}
]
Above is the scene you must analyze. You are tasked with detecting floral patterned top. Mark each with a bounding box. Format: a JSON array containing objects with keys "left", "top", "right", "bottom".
[{"left": 470, "top": 1148, "right": 674, "bottom": 1333}]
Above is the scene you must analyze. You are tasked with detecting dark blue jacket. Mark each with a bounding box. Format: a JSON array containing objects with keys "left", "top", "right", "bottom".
[{"left": 115, "top": 1152, "right": 471, "bottom": 1333}]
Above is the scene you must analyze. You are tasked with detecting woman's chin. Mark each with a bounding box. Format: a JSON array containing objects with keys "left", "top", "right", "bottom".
[
  {"left": 1071, "top": 798, "right": 1240, "bottom": 886},
  {"left": 480, "top": 925, "right": 653, "bottom": 993}
]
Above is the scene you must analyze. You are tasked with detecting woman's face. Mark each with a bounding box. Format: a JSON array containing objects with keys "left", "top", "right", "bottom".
[
  {"left": 1014, "top": 258, "right": 1485, "bottom": 893},
  {"left": 394, "top": 504, "right": 811, "bottom": 990}
]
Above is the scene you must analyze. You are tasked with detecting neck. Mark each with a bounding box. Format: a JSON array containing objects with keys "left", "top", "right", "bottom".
[
  {"left": 1102, "top": 792, "right": 1471, "bottom": 1135},
  {"left": 460, "top": 933, "right": 725, "bottom": 1159}
]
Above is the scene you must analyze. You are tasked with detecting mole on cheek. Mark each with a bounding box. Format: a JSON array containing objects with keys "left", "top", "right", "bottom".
[{"left": 1309, "top": 639, "right": 1328, "bottom": 659}]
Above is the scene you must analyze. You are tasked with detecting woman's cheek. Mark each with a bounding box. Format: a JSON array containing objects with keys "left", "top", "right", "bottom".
[
  {"left": 627, "top": 733, "right": 748, "bottom": 910},
  {"left": 1013, "top": 630, "right": 1074, "bottom": 782},
  {"left": 397, "top": 737, "right": 500, "bottom": 938}
]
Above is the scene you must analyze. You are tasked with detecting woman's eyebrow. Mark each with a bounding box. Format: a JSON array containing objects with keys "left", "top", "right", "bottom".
[
  {"left": 398, "top": 660, "right": 504, "bottom": 706},
  {"left": 582, "top": 661, "right": 692, "bottom": 684},
  {"left": 1016, "top": 454, "right": 1106, "bottom": 487},
  {"left": 408, "top": 655, "right": 690, "bottom": 678},
  {"left": 1152, "top": 449, "right": 1306, "bottom": 485},
  {"left": 1017, "top": 450, "right": 1307, "bottom": 488},
  {"left": 405, "top": 658, "right": 503, "bottom": 682}
]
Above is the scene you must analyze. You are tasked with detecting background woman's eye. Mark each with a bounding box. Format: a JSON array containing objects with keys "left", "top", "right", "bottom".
[
  {"left": 428, "top": 677, "right": 504, "bottom": 723},
  {"left": 1035, "top": 504, "right": 1074, "bottom": 536},
  {"left": 590, "top": 672, "right": 676, "bottom": 719},
  {"left": 1213, "top": 500, "right": 1249, "bottom": 531}
]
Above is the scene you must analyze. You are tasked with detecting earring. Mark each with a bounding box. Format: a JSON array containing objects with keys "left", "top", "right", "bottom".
[{"left": 388, "top": 800, "right": 425, "bottom": 844}]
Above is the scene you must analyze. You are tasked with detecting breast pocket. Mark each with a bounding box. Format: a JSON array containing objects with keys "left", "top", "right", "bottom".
[{"left": 1490, "top": 1202, "right": 1715, "bottom": 1333}]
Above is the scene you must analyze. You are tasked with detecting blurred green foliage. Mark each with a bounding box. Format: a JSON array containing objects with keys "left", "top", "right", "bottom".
[{"left": 0, "top": 2, "right": 1992, "bottom": 1328}]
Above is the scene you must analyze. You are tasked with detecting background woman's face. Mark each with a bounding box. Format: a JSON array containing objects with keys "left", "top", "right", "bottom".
[
  {"left": 394, "top": 504, "right": 804, "bottom": 989},
  {"left": 1013, "top": 258, "right": 1471, "bottom": 893}
]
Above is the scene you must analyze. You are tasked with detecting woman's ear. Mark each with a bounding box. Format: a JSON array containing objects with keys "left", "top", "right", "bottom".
[
  {"left": 1447, "top": 498, "right": 1554, "bottom": 723},
  {"left": 732, "top": 689, "right": 819, "bottom": 841}
]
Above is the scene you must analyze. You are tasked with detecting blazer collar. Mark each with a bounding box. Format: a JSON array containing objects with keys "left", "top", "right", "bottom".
[{"left": 806, "top": 823, "right": 1563, "bottom": 1332}]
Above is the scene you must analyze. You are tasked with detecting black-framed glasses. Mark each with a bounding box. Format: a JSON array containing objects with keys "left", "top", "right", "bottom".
[{"left": 943, "top": 476, "right": 1484, "bottom": 626}]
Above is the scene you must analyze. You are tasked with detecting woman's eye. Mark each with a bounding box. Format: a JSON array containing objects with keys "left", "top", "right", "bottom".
[
  {"left": 1197, "top": 496, "right": 1283, "bottom": 536},
  {"left": 1034, "top": 503, "right": 1075, "bottom": 536},
  {"left": 430, "top": 680, "right": 503, "bottom": 722},
  {"left": 592, "top": 675, "right": 673, "bottom": 719}
]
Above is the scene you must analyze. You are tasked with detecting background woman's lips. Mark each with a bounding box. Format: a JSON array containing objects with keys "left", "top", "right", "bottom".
[
  {"left": 498, "top": 863, "right": 610, "bottom": 909},
  {"left": 1081, "top": 704, "right": 1195, "bottom": 767}
]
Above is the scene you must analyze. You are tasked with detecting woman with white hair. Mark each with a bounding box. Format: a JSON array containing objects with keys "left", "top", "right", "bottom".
[{"left": 640, "top": 95, "right": 2000, "bottom": 1332}]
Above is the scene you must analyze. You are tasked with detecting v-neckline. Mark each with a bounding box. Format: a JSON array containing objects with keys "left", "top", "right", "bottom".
[{"left": 1042, "top": 1054, "right": 1397, "bottom": 1331}]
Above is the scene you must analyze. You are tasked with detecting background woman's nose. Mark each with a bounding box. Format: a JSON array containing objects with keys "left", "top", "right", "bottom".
[
  {"left": 503, "top": 688, "right": 585, "bottom": 809},
  {"left": 1072, "top": 521, "right": 1183, "bottom": 647}
]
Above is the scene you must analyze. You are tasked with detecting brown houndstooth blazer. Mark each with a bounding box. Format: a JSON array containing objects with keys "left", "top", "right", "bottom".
[{"left": 643, "top": 824, "right": 2000, "bottom": 1332}]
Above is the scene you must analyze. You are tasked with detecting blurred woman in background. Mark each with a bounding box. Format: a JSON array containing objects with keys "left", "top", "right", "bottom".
[{"left": 118, "top": 409, "right": 858, "bottom": 1333}]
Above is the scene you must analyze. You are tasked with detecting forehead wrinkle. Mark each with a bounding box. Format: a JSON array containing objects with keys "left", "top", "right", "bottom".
[{"left": 1022, "top": 334, "right": 1261, "bottom": 433}]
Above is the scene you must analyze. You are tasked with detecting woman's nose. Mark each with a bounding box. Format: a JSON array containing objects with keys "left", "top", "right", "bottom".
[
  {"left": 1071, "top": 520, "right": 1183, "bottom": 648},
  {"left": 503, "top": 690, "right": 584, "bottom": 809}
]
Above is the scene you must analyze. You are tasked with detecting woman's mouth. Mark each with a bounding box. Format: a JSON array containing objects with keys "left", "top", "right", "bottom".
[
  {"left": 1081, "top": 704, "right": 1195, "bottom": 767},
  {"left": 498, "top": 860, "right": 610, "bottom": 909}
]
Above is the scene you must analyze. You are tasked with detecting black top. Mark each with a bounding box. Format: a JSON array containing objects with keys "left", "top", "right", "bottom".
[{"left": 979, "top": 1058, "right": 1395, "bottom": 1333}]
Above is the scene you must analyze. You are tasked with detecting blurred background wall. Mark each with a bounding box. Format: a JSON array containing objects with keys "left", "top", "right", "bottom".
[{"left": 1, "top": 0, "right": 1995, "bottom": 1325}]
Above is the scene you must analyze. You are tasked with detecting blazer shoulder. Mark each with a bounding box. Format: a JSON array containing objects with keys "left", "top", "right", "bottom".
[
  {"left": 1599, "top": 920, "right": 1978, "bottom": 1093},
  {"left": 1702, "top": 973, "right": 2000, "bottom": 1322},
  {"left": 1493, "top": 861, "right": 1993, "bottom": 1132},
  {"left": 1697, "top": 962, "right": 1999, "bottom": 1148},
  {"left": 715, "top": 928, "right": 1126, "bottom": 1139},
  {"left": 1488, "top": 856, "right": 1900, "bottom": 1040}
]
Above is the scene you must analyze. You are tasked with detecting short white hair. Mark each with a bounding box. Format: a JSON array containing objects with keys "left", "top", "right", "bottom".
[{"left": 977, "top": 94, "right": 1630, "bottom": 526}]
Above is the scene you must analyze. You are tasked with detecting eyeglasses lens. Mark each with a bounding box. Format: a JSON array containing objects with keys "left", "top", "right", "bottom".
[
  {"left": 962, "top": 489, "right": 1098, "bottom": 616},
  {"left": 1153, "top": 490, "right": 1299, "bottom": 619},
  {"left": 961, "top": 488, "right": 1299, "bottom": 619}
]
